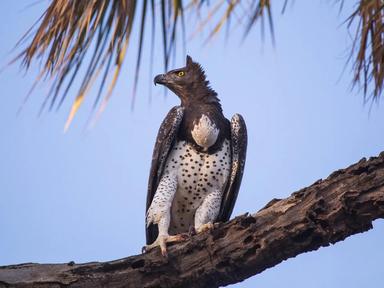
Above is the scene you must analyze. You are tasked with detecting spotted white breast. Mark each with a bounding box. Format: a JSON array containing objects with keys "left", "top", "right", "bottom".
[{"left": 161, "top": 139, "right": 231, "bottom": 234}]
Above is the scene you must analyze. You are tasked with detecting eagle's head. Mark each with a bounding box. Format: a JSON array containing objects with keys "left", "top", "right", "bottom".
[{"left": 154, "top": 55, "right": 218, "bottom": 106}]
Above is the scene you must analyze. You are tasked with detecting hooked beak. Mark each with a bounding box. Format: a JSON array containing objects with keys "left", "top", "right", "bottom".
[{"left": 154, "top": 74, "right": 166, "bottom": 86}]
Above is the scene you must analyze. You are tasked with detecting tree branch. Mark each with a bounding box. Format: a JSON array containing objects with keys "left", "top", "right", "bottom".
[{"left": 1, "top": 152, "right": 384, "bottom": 288}]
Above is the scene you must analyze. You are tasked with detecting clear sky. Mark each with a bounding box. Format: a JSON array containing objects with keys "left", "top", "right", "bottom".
[{"left": 0, "top": 1, "right": 383, "bottom": 287}]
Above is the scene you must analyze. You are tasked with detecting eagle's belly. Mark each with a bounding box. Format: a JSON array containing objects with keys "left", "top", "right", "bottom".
[{"left": 163, "top": 139, "right": 231, "bottom": 234}]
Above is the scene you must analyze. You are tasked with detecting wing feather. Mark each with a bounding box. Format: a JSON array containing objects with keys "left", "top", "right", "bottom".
[
  {"left": 146, "top": 106, "right": 184, "bottom": 244},
  {"left": 217, "top": 114, "right": 247, "bottom": 222}
]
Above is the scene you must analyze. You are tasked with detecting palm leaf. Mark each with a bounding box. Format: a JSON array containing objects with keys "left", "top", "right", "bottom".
[
  {"left": 14, "top": 0, "right": 277, "bottom": 129},
  {"left": 14, "top": 0, "right": 384, "bottom": 129},
  {"left": 344, "top": 0, "right": 384, "bottom": 101}
]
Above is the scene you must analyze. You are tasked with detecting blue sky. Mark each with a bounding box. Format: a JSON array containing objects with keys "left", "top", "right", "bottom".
[{"left": 0, "top": 1, "right": 383, "bottom": 287}]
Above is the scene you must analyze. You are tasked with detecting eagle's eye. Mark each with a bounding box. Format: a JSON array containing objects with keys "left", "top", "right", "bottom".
[{"left": 177, "top": 71, "right": 185, "bottom": 77}]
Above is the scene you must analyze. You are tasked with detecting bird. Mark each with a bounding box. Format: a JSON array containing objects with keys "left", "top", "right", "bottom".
[{"left": 145, "top": 55, "right": 247, "bottom": 257}]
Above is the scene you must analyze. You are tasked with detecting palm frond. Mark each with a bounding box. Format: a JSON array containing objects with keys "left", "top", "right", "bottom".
[
  {"left": 15, "top": 1, "right": 136, "bottom": 129},
  {"left": 14, "top": 0, "right": 276, "bottom": 128},
  {"left": 344, "top": 0, "right": 384, "bottom": 101},
  {"left": 15, "top": 0, "right": 384, "bottom": 129},
  {"left": 15, "top": 0, "right": 276, "bottom": 129}
]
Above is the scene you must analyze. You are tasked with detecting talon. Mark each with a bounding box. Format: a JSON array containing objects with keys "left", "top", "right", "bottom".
[
  {"left": 159, "top": 236, "right": 168, "bottom": 257},
  {"left": 167, "top": 233, "right": 189, "bottom": 242},
  {"left": 196, "top": 222, "right": 214, "bottom": 234},
  {"left": 143, "top": 234, "right": 188, "bottom": 257},
  {"left": 161, "top": 246, "right": 168, "bottom": 258}
]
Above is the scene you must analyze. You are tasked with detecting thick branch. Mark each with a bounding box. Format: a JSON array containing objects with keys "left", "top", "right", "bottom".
[{"left": 1, "top": 152, "right": 384, "bottom": 288}]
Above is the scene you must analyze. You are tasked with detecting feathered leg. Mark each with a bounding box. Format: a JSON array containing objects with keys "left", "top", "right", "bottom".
[
  {"left": 194, "top": 189, "right": 222, "bottom": 233},
  {"left": 145, "top": 172, "right": 187, "bottom": 256}
]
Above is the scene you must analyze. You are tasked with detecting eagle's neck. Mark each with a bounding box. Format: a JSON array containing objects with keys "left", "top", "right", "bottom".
[
  {"left": 179, "top": 81, "right": 221, "bottom": 109},
  {"left": 178, "top": 90, "right": 229, "bottom": 154}
]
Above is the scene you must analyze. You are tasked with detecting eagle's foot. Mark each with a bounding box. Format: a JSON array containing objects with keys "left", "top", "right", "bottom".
[
  {"left": 143, "top": 234, "right": 188, "bottom": 257},
  {"left": 196, "top": 222, "right": 214, "bottom": 234}
]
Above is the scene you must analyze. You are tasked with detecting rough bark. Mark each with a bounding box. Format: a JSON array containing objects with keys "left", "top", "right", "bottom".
[{"left": 1, "top": 152, "right": 384, "bottom": 288}]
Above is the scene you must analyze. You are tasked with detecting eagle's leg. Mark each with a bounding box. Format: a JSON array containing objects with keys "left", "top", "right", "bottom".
[
  {"left": 194, "top": 189, "right": 222, "bottom": 234},
  {"left": 145, "top": 173, "right": 187, "bottom": 256},
  {"left": 144, "top": 218, "right": 187, "bottom": 257}
]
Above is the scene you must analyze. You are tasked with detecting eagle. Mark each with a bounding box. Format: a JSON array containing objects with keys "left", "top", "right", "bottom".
[{"left": 145, "top": 55, "right": 247, "bottom": 256}]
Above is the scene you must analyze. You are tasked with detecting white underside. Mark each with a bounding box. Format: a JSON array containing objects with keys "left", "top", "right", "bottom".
[
  {"left": 146, "top": 113, "right": 232, "bottom": 237},
  {"left": 166, "top": 140, "right": 231, "bottom": 234}
]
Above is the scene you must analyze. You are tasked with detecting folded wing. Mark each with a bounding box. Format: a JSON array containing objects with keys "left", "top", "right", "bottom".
[
  {"left": 217, "top": 114, "right": 247, "bottom": 222},
  {"left": 146, "top": 106, "right": 184, "bottom": 244}
]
